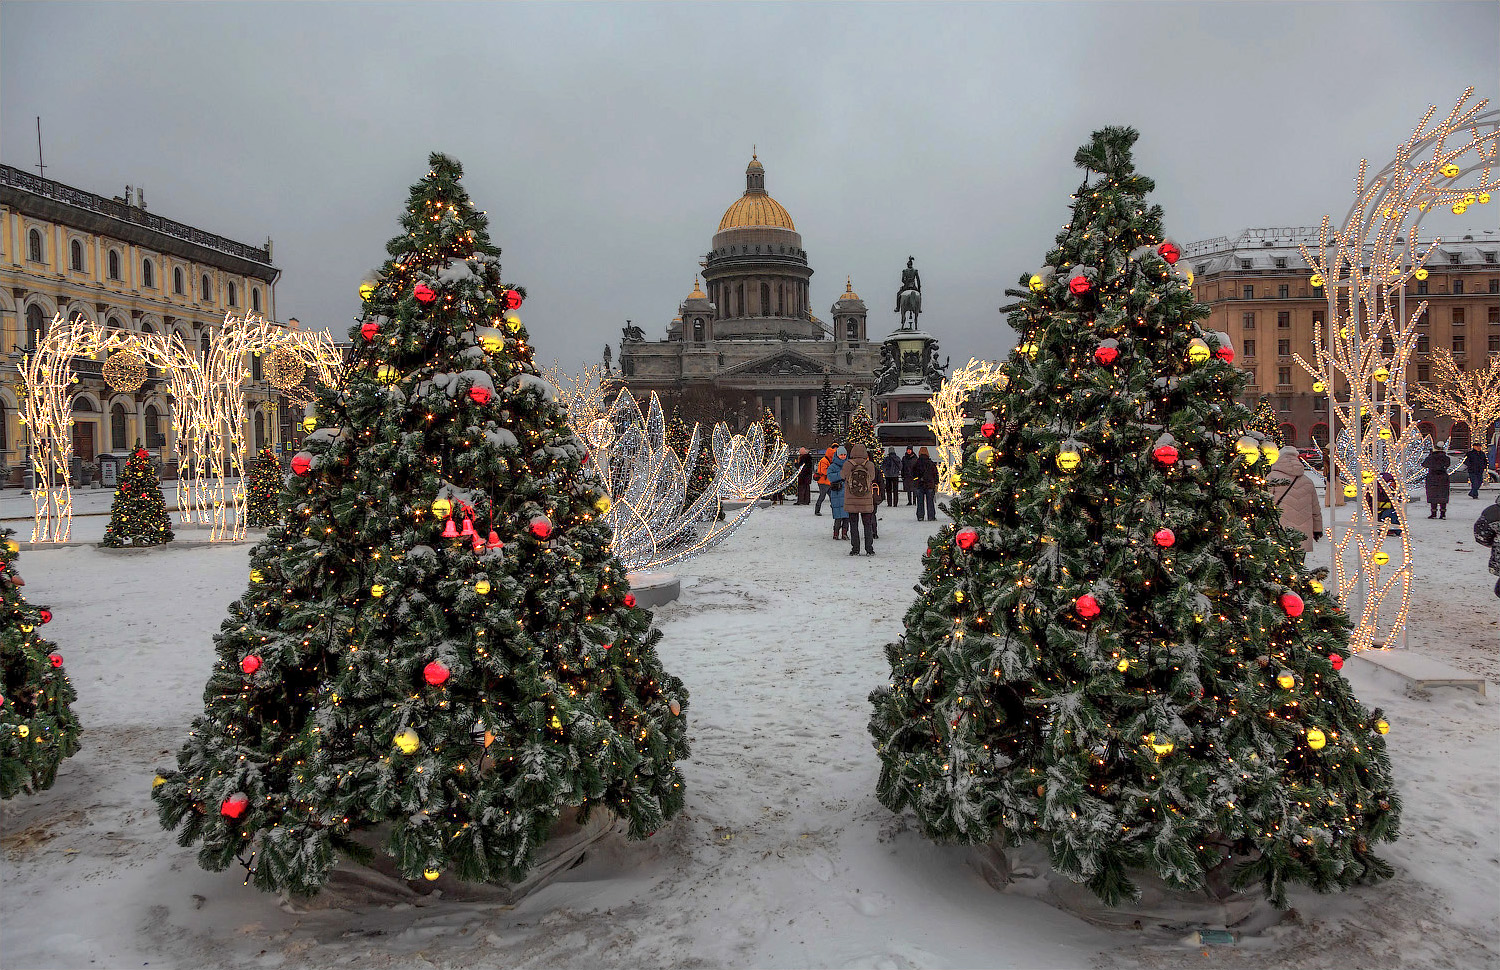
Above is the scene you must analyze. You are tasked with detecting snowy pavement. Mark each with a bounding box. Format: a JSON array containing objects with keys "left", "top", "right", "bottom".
[{"left": 0, "top": 496, "right": 1496, "bottom": 969}]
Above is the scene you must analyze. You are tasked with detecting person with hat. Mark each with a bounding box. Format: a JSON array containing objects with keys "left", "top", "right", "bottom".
[{"left": 794, "top": 447, "right": 814, "bottom": 505}]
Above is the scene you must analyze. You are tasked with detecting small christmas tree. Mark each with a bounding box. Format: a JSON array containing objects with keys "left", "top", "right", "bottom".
[
  {"left": 869, "top": 127, "right": 1399, "bottom": 908},
  {"left": 100, "top": 446, "right": 174, "bottom": 548},
  {"left": 817, "top": 373, "right": 840, "bottom": 436},
  {"left": 245, "top": 447, "right": 282, "bottom": 529},
  {"left": 1, "top": 530, "right": 80, "bottom": 798},
  {"left": 1251, "top": 399, "right": 1283, "bottom": 445},
  {"left": 153, "top": 153, "right": 689, "bottom": 896},
  {"left": 847, "top": 404, "right": 882, "bottom": 459}
]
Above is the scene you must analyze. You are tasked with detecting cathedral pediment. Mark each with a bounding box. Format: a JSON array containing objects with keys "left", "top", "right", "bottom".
[{"left": 724, "top": 349, "right": 842, "bottom": 377}]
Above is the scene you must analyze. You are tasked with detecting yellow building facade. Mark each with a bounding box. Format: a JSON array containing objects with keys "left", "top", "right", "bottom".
[{"left": 0, "top": 164, "right": 293, "bottom": 482}]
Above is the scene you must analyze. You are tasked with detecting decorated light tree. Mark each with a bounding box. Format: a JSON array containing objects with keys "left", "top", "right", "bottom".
[
  {"left": 869, "top": 128, "right": 1400, "bottom": 908},
  {"left": 100, "top": 446, "right": 174, "bottom": 548},
  {"left": 1251, "top": 399, "right": 1283, "bottom": 445},
  {"left": 1, "top": 530, "right": 80, "bottom": 798},
  {"left": 153, "top": 153, "right": 689, "bottom": 897},
  {"left": 244, "top": 447, "right": 283, "bottom": 529}
]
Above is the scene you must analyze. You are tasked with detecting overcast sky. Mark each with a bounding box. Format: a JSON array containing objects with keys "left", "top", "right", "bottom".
[{"left": 3, "top": 2, "right": 1496, "bottom": 375}]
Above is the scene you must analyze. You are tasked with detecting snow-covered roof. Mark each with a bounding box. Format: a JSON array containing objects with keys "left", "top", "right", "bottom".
[{"left": 1183, "top": 227, "right": 1499, "bottom": 277}]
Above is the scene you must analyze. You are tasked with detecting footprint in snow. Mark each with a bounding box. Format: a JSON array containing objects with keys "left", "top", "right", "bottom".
[{"left": 848, "top": 890, "right": 892, "bottom": 916}]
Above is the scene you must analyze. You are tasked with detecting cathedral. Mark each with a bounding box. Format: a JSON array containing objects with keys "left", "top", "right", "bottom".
[{"left": 614, "top": 154, "right": 881, "bottom": 443}]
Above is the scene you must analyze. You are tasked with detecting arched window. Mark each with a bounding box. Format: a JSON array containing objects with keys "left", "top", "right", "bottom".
[
  {"left": 26, "top": 304, "right": 46, "bottom": 349},
  {"left": 145, "top": 406, "right": 162, "bottom": 447},
  {"left": 72, "top": 396, "right": 96, "bottom": 413},
  {"left": 70, "top": 239, "right": 84, "bottom": 272},
  {"left": 0, "top": 403, "right": 7, "bottom": 452},
  {"left": 1417, "top": 420, "right": 1438, "bottom": 441},
  {"left": 108, "top": 250, "right": 121, "bottom": 280},
  {"left": 140, "top": 323, "right": 155, "bottom": 336},
  {"left": 251, "top": 287, "right": 261, "bottom": 313},
  {"left": 1311, "top": 422, "right": 1330, "bottom": 447},
  {"left": 760, "top": 282, "right": 771, "bottom": 317},
  {"left": 142, "top": 259, "right": 155, "bottom": 289},
  {"left": 201, "top": 274, "right": 213, "bottom": 302},
  {"left": 173, "top": 267, "right": 185, "bottom": 295},
  {"left": 1451, "top": 421, "right": 1472, "bottom": 451},
  {"left": 111, "top": 404, "right": 128, "bottom": 451},
  {"left": 254, "top": 412, "right": 266, "bottom": 451},
  {"left": 228, "top": 282, "right": 238, "bottom": 307},
  {"left": 1279, "top": 423, "right": 1298, "bottom": 447},
  {"left": 28, "top": 228, "right": 44, "bottom": 263},
  {"left": 107, "top": 315, "right": 125, "bottom": 331},
  {"left": 735, "top": 283, "right": 744, "bottom": 317},
  {"left": 200, "top": 333, "right": 211, "bottom": 359},
  {"left": 777, "top": 284, "right": 785, "bottom": 316},
  {"left": 692, "top": 319, "right": 704, "bottom": 342},
  {"left": 846, "top": 318, "right": 858, "bottom": 341}
]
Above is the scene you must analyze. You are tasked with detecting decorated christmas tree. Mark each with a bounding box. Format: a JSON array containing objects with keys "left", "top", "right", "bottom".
[
  {"left": 100, "top": 446, "right": 174, "bottom": 548},
  {"left": 153, "top": 153, "right": 690, "bottom": 896},
  {"left": 1251, "top": 399, "right": 1283, "bottom": 445},
  {"left": 245, "top": 447, "right": 283, "bottom": 529},
  {"left": 759, "top": 407, "right": 791, "bottom": 500},
  {"left": 1, "top": 530, "right": 80, "bottom": 798},
  {"left": 869, "top": 128, "right": 1399, "bottom": 908},
  {"left": 847, "top": 404, "right": 882, "bottom": 460},
  {"left": 816, "top": 372, "right": 840, "bottom": 436}
]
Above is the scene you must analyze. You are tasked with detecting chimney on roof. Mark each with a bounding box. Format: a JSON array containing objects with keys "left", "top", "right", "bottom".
[{"left": 136, "top": 187, "right": 146, "bottom": 210}]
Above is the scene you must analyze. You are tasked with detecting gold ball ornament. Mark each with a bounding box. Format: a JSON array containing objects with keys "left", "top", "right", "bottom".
[
  {"left": 377, "top": 364, "right": 401, "bottom": 384},
  {"left": 954, "top": 590, "right": 965, "bottom": 603},
  {"left": 4, "top": 540, "right": 16, "bottom": 554},
  {"left": 1375, "top": 719, "right": 1390, "bottom": 735},
  {"left": 503, "top": 314, "right": 523, "bottom": 333},
  {"left": 1361, "top": 469, "right": 1375, "bottom": 484},
  {"left": 20, "top": 623, "right": 32, "bottom": 633},
  {"left": 1028, "top": 274, "right": 1045, "bottom": 292},
  {"left": 549, "top": 715, "right": 562, "bottom": 730},
  {"left": 1464, "top": 193, "right": 1477, "bottom": 205},
  {"left": 423, "top": 869, "right": 441, "bottom": 881},
  {"left": 1440, "top": 162, "right": 1460, "bottom": 178},
  {"left": 1146, "top": 733, "right": 1174, "bottom": 757},
  {"left": 1452, "top": 203, "right": 1467, "bottom": 215},
  {"left": 1235, "top": 436, "right": 1261, "bottom": 462},
  {"left": 1055, "top": 449, "right": 1081, "bottom": 472},
  {"left": 1116, "top": 658, "right": 1129, "bottom": 673},
  {"left": 1186, "top": 338, "right": 1211, "bottom": 364},
  {"left": 1305, "top": 727, "right": 1327, "bottom": 750},
  {"left": 302, "top": 415, "right": 318, "bottom": 432},
  {"left": 153, "top": 775, "right": 167, "bottom": 788},
  {"left": 371, "top": 583, "right": 385, "bottom": 598},
  {"left": 1378, "top": 427, "right": 1392, "bottom": 441},
  {"left": 1309, "top": 579, "right": 1325, "bottom": 595},
  {"left": 1480, "top": 192, "right": 1491, "bottom": 204},
  {"left": 1313, "top": 380, "right": 1327, "bottom": 393},
  {"left": 1373, "top": 365, "right": 1389, "bottom": 382},
  {"left": 950, "top": 474, "right": 963, "bottom": 491},
  {"left": 18, "top": 725, "right": 29, "bottom": 738},
  {"left": 102, "top": 349, "right": 148, "bottom": 393},
  {"left": 1277, "top": 669, "right": 1296, "bottom": 690},
  {"left": 1374, "top": 550, "right": 1390, "bottom": 565},
  {"left": 1260, "top": 443, "right": 1280, "bottom": 465},
  {"left": 1343, "top": 483, "right": 1357, "bottom": 498},
  {"left": 359, "top": 281, "right": 377, "bottom": 300},
  {"left": 975, "top": 445, "right": 994, "bottom": 464},
  {"left": 474, "top": 578, "right": 491, "bottom": 595},
  {"left": 1309, "top": 273, "right": 1324, "bottom": 287},
  {"left": 1414, "top": 268, "right": 1428, "bottom": 281},
  {"left": 432, "top": 497, "right": 452, "bottom": 518},
  {"left": 1017, "top": 341, "right": 1038, "bottom": 359},
  {"left": 393, "top": 729, "right": 420, "bottom": 755},
  {"left": 479, "top": 333, "right": 505, "bottom": 354},
  {"left": 595, "top": 495, "right": 612, "bottom": 514},
  {"left": 250, "top": 568, "right": 264, "bottom": 583}
]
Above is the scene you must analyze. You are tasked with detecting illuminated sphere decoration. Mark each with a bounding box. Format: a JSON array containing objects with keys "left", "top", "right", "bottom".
[
  {"left": 595, "top": 495, "right": 612, "bottom": 514},
  {"left": 1277, "top": 669, "right": 1296, "bottom": 690},
  {"left": 1153, "top": 528, "right": 1175, "bottom": 548},
  {"left": 1116, "top": 657, "right": 1130, "bottom": 673},
  {"left": 1260, "top": 443, "right": 1280, "bottom": 465},
  {"left": 529, "top": 515, "right": 553, "bottom": 540},
  {"left": 359, "top": 281, "right": 377, "bottom": 300},
  {"left": 1186, "top": 338, "right": 1211, "bottom": 364},
  {"left": 413, "top": 283, "right": 437, "bottom": 304},
  {"left": 302, "top": 415, "right": 318, "bottom": 432},
  {"left": 103, "top": 350, "right": 148, "bottom": 393},
  {"left": 1280, "top": 592, "right": 1305, "bottom": 617},
  {"left": 393, "top": 729, "right": 421, "bottom": 755},
  {"left": 1056, "top": 449, "right": 1082, "bottom": 472},
  {"left": 432, "top": 497, "right": 453, "bottom": 518},
  {"left": 423, "top": 661, "right": 450, "bottom": 686},
  {"left": 955, "top": 527, "right": 978, "bottom": 550},
  {"left": 1075, "top": 593, "right": 1100, "bottom": 619},
  {"left": 1305, "top": 727, "right": 1327, "bottom": 750},
  {"left": 480, "top": 333, "right": 505, "bottom": 353},
  {"left": 1153, "top": 444, "right": 1179, "bottom": 466},
  {"left": 265, "top": 348, "right": 308, "bottom": 391},
  {"left": 1309, "top": 273, "right": 1325, "bottom": 287},
  {"left": 291, "top": 452, "right": 313, "bottom": 476},
  {"left": 1236, "top": 436, "right": 1261, "bottom": 462}
]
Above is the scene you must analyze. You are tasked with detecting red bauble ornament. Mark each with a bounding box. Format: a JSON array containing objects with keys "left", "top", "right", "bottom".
[
  {"left": 1280, "top": 592, "right": 1305, "bottom": 617},
  {"left": 240, "top": 654, "right": 261, "bottom": 675},
  {"left": 468, "top": 385, "right": 492, "bottom": 405},
  {"left": 472, "top": 536, "right": 485, "bottom": 553},
  {"left": 291, "top": 453, "right": 312, "bottom": 476},
  {"left": 1094, "top": 344, "right": 1119, "bottom": 365},
  {"left": 48, "top": 653, "right": 63, "bottom": 668},
  {"left": 503, "top": 289, "right": 523, "bottom": 310},
  {"left": 1158, "top": 242, "right": 1181, "bottom": 264},
  {"left": 955, "top": 527, "right": 978, "bottom": 551},
  {"left": 1068, "top": 275, "right": 1092, "bottom": 295},
  {"left": 220, "top": 794, "right": 249, "bottom": 819},
  {"left": 1153, "top": 528, "right": 1175, "bottom": 548},
  {"left": 413, "top": 283, "right": 437, "bottom": 304},
  {"left": 1075, "top": 594, "right": 1100, "bottom": 619},
  {"left": 360, "top": 321, "right": 380, "bottom": 341},
  {"left": 423, "top": 661, "right": 450, "bottom": 686},
  {"left": 487, "top": 530, "right": 503, "bottom": 549},
  {"left": 1153, "top": 445, "right": 1179, "bottom": 466},
  {"left": 529, "top": 516, "right": 553, "bottom": 540},
  {"left": 981, "top": 422, "right": 997, "bottom": 438},
  {"left": 1215, "top": 345, "right": 1235, "bottom": 363},
  {"left": 624, "top": 593, "right": 637, "bottom": 608},
  {"left": 1330, "top": 653, "right": 1345, "bottom": 671},
  {"left": 39, "top": 609, "right": 51, "bottom": 624}
]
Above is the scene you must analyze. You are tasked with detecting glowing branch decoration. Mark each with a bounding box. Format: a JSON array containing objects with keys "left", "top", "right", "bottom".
[
  {"left": 544, "top": 362, "right": 613, "bottom": 435},
  {"left": 1292, "top": 87, "right": 1498, "bottom": 651},
  {"left": 711, "top": 421, "right": 794, "bottom": 501},
  {"left": 928, "top": 359, "right": 1007, "bottom": 494},
  {"left": 1409, "top": 349, "right": 1500, "bottom": 443}
]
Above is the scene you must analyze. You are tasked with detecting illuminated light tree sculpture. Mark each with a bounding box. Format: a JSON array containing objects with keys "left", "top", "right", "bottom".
[
  {"left": 153, "top": 153, "right": 689, "bottom": 896},
  {"left": 542, "top": 362, "right": 613, "bottom": 435},
  {"left": 928, "top": 359, "right": 1008, "bottom": 495},
  {"left": 870, "top": 127, "right": 1400, "bottom": 908},
  {"left": 1293, "top": 87, "right": 1499, "bottom": 651},
  {"left": 1410, "top": 349, "right": 1500, "bottom": 453}
]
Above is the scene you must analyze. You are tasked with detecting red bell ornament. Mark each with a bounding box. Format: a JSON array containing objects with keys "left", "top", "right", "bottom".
[
  {"left": 291, "top": 452, "right": 313, "bottom": 476},
  {"left": 1330, "top": 653, "right": 1345, "bottom": 671},
  {"left": 360, "top": 321, "right": 380, "bottom": 341},
  {"left": 1280, "top": 592, "right": 1305, "bottom": 617},
  {"left": 1094, "top": 343, "right": 1119, "bottom": 365},
  {"left": 240, "top": 654, "right": 261, "bottom": 675},
  {"left": 503, "top": 289, "right": 523, "bottom": 310},
  {"left": 1215, "top": 345, "right": 1235, "bottom": 363},
  {"left": 1075, "top": 594, "right": 1101, "bottom": 619},
  {"left": 220, "top": 794, "right": 250, "bottom": 819},
  {"left": 529, "top": 516, "right": 553, "bottom": 540},
  {"left": 981, "top": 422, "right": 997, "bottom": 438},
  {"left": 423, "top": 661, "right": 450, "bottom": 686},
  {"left": 955, "top": 528, "right": 978, "bottom": 550},
  {"left": 39, "top": 609, "right": 51, "bottom": 624},
  {"left": 442, "top": 519, "right": 459, "bottom": 539},
  {"left": 413, "top": 283, "right": 437, "bottom": 304},
  {"left": 48, "top": 653, "right": 64, "bottom": 668},
  {"left": 624, "top": 593, "right": 637, "bottom": 608},
  {"left": 1152, "top": 445, "right": 1179, "bottom": 466},
  {"left": 487, "top": 530, "right": 503, "bottom": 549},
  {"left": 460, "top": 517, "right": 476, "bottom": 537},
  {"left": 469, "top": 385, "right": 492, "bottom": 405},
  {"left": 1158, "top": 242, "right": 1181, "bottom": 264},
  {"left": 472, "top": 535, "right": 485, "bottom": 553},
  {"left": 1153, "top": 528, "right": 1175, "bottom": 548}
]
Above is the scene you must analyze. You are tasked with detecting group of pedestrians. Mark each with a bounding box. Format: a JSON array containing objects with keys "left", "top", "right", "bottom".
[{"left": 791, "top": 442, "right": 940, "bottom": 555}]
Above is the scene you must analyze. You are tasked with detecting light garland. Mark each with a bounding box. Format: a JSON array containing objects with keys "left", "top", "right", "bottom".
[
  {"left": 928, "top": 359, "right": 1007, "bottom": 495},
  {"left": 1292, "top": 86, "right": 1499, "bottom": 650}
]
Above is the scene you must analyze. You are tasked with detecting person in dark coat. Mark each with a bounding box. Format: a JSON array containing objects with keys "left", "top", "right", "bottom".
[
  {"left": 900, "top": 447, "right": 917, "bottom": 505},
  {"left": 1463, "top": 446, "right": 1488, "bottom": 499},
  {"left": 913, "top": 446, "right": 939, "bottom": 522},
  {"left": 1422, "top": 445, "right": 1451, "bottom": 518},
  {"left": 1475, "top": 500, "right": 1500, "bottom": 598},
  {"left": 794, "top": 448, "right": 814, "bottom": 505},
  {"left": 880, "top": 448, "right": 901, "bottom": 508}
]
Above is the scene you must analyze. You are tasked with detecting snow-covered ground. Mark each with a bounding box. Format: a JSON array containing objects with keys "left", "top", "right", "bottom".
[{"left": 1, "top": 489, "right": 1496, "bottom": 969}]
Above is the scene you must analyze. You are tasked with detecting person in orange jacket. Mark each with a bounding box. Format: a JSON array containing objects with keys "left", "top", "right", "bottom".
[{"left": 814, "top": 442, "right": 838, "bottom": 516}]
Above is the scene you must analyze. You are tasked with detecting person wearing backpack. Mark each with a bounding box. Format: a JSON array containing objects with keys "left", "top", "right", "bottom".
[
  {"left": 843, "top": 443, "right": 883, "bottom": 555},
  {"left": 1267, "top": 446, "right": 1323, "bottom": 554}
]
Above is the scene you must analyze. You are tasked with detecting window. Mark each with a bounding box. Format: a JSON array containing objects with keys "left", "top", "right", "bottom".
[
  {"left": 26, "top": 304, "right": 46, "bottom": 349},
  {"left": 1491, "top": 279, "right": 1500, "bottom": 293},
  {"left": 251, "top": 353, "right": 263, "bottom": 382},
  {"left": 1242, "top": 312, "right": 1256, "bottom": 330},
  {"left": 1312, "top": 309, "right": 1325, "bottom": 327},
  {"left": 1248, "top": 367, "right": 1258, "bottom": 386},
  {"left": 1417, "top": 363, "right": 1430, "bottom": 382},
  {"left": 1239, "top": 259, "right": 1252, "bottom": 270},
  {"left": 111, "top": 404, "right": 128, "bottom": 450},
  {"left": 1489, "top": 333, "right": 1500, "bottom": 352},
  {"left": 1417, "top": 332, "right": 1430, "bottom": 352},
  {"left": 1453, "top": 308, "right": 1465, "bottom": 326},
  {"left": 735, "top": 284, "right": 744, "bottom": 317},
  {"left": 145, "top": 406, "right": 162, "bottom": 447},
  {"left": 1485, "top": 252, "right": 1497, "bottom": 264},
  {"left": 1243, "top": 339, "right": 1256, "bottom": 357},
  {"left": 1276, "top": 398, "right": 1290, "bottom": 412},
  {"left": 228, "top": 282, "right": 238, "bottom": 307},
  {"left": 1490, "top": 306, "right": 1499, "bottom": 324},
  {"left": 27, "top": 228, "right": 44, "bottom": 263},
  {"left": 201, "top": 274, "right": 213, "bottom": 302},
  {"left": 1314, "top": 396, "right": 1327, "bottom": 411},
  {"left": 760, "top": 283, "right": 771, "bottom": 317},
  {"left": 174, "top": 267, "right": 185, "bottom": 295},
  {"left": 1382, "top": 336, "right": 1395, "bottom": 355},
  {"left": 1278, "top": 339, "right": 1291, "bottom": 356},
  {"left": 777, "top": 284, "right": 784, "bottom": 316},
  {"left": 70, "top": 239, "right": 84, "bottom": 271},
  {"left": 1277, "top": 284, "right": 1289, "bottom": 299},
  {"left": 1454, "top": 278, "right": 1464, "bottom": 294},
  {"left": 200, "top": 333, "right": 211, "bottom": 358},
  {"left": 1242, "top": 285, "right": 1254, "bottom": 300},
  {"left": 142, "top": 259, "right": 154, "bottom": 289},
  {"left": 1278, "top": 367, "right": 1292, "bottom": 386},
  {"left": 1279, "top": 423, "right": 1297, "bottom": 445},
  {"left": 1417, "top": 280, "right": 1428, "bottom": 295},
  {"left": 108, "top": 250, "right": 121, "bottom": 280},
  {"left": 1449, "top": 253, "right": 1461, "bottom": 264},
  {"left": 1275, "top": 258, "right": 1287, "bottom": 269},
  {"left": 846, "top": 319, "right": 858, "bottom": 341},
  {"left": 254, "top": 412, "right": 265, "bottom": 451},
  {"left": 1277, "top": 311, "right": 1290, "bottom": 329},
  {"left": 692, "top": 319, "right": 704, "bottom": 342},
  {"left": 251, "top": 288, "right": 261, "bottom": 313},
  {"left": 1453, "top": 334, "right": 1466, "bottom": 353}
]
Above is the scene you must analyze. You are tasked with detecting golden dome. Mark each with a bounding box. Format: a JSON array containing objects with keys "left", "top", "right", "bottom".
[
  {"left": 718, "top": 152, "right": 795, "bottom": 231},
  {"left": 688, "top": 276, "right": 706, "bottom": 299},
  {"left": 838, "top": 277, "right": 861, "bottom": 302}
]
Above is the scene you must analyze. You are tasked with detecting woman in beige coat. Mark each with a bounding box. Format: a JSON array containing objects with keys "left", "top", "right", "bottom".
[{"left": 1267, "top": 446, "right": 1323, "bottom": 554}]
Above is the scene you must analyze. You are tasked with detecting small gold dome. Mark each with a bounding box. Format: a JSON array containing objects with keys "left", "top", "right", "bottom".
[
  {"left": 839, "top": 277, "right": 861, "bottom": 302},
  {"left": 688, "top": 276, "right": 706, "bottom": 299}
]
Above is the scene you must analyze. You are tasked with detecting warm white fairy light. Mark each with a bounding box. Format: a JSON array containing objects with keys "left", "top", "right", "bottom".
[
  {"left": 928, "top": 359, "right": 1007, "bottom": 494},
  {"left": 1409, "top": 349, "right": 1500, "bottom": 443},
  {"left": 711, "top": 421, "right": 794, "bottom": 501},
  {"left": 101, "top": 349, "right": 148, "bottom": 393},
  {"left": 1293, "top": 86, "right": 1498, "bottom": 650},
  {"left": 543, "top": 362, "right": 613, "bottom": 434}
]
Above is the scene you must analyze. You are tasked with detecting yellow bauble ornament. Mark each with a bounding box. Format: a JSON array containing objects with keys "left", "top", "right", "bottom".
[
  {"left": 1309, "top": 579, "right": 1324, "bottom": 595},
  {"left": 954, "top": 590, "right": 965, "bottom": 603},
  {"left": 377, "top": 364, "right": 400, "bottom": 384},
  {"left": 153, "top": 775, "right": 167, "bottom": 788},
  {"left": 1305, "top": 727, "right": 1327, "bottom": 750},
  {"left": 1414, "top": 268, "right": 1428, "bottom": 281},
  {"left": 950, "top": 474, "right": 963, "bottom": 491},
  {"left": 474, "top": 578, "right": 491, "bottom": 595},
  {"left": 480, "top": 333, "right": 505, "bottom": 354},
  {"left": 1374, "top": 550, "right": 1390, "bottom": 565},
  {"left": 1383, "top": 207, "right": 1397, "bottom": 219},
  {"left": 1378, "top": 427, "right": 1392, "bottom": 440},
  {"left": 1236, "top": 436, "right": 1260, "bottom": 462},
  {"left": 250, "top": 568, "right": 265, "bottom": 583},
  {"left": 1313, "top": 380, "right": 1327, "bottom": 393},
  {"left": 1309, "top": 273, "right": 1324, "bottom": 287},
  {"left": 1452, "top": 203, "right": 1467, "bottom": 215},
  {"left": 1361, "top": 469, "right": 1375, "bottom": 484},
  {"left": 1480, "top": 192, "right": 1491, "bottom": 204},
  {"left": 21, "top": 623, "right": 33, "bottom": 633},
  {"left": 359, "top": 282, "right": 376, "bottom": 300},
  {"left": 1146, "top": 733, "right": 1174, "bottom": 757},
  {"left": 1464, "top": 193, "right": 1477, "bottom": 205},
  {"left": 1373, "top": 365, "right": 1389, "bottom": 383},
  {"left": 371, "top": 583, "right": 385, "bottom": 598},
  {"left": 393, "top": 729, "right": 420, "bottom": 754},
  {"left": 549, "top": 715, "right": 562, "bottom": 730},
  {"left": 1116, "top": 658, "right": 1129, "bottom": 673},
  {"left": 4, "top": 540, "right": 17, "bottom": 554},
  {"left": 1260, "top": 443, "right": 1280, "bottom": 465},
  {"left": 302, "top": 415, "right": 317, "bottom": 432},
  {"left": 423, "top": 869, "right": 441, "bottom": 881},
  {"left": 503, "top": 314, "right": 522, "bottom": 333},
  {"left": 1375, "top": 719, "right": 1389, "bottom": 735},
  {"left": 595, "top": 495, "right": 612, "bottom": 514},
  {"left": 975, "top": 445, "right": 995, "bottom": 464},
  {"left": 1186, "top": 337, "right": 1211, "bottom": 364},
  {"left": 1056, "top": 449, "right": 1081, "bottom": 472},
  {"left": 1017, "top": 341, "right": 1038, "bottom": 359},
  {"left": 18, "top": 725, "right": 29, "bottom": 738},
  {"left": 432, "top": 497, "right": 452, "bottom": 518},
  {"left": 1343, "top": 483, "right": 1357, "bottom": 498},
  {"left": 1277, "top": 670, "right": 1296, "bottom": 690},
  {"left": 1440, "top": 162, "right": 1460, "bottom": 178},
  {"left": 1028, "top": 274, "right": 1045, "bottom": 292}
]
